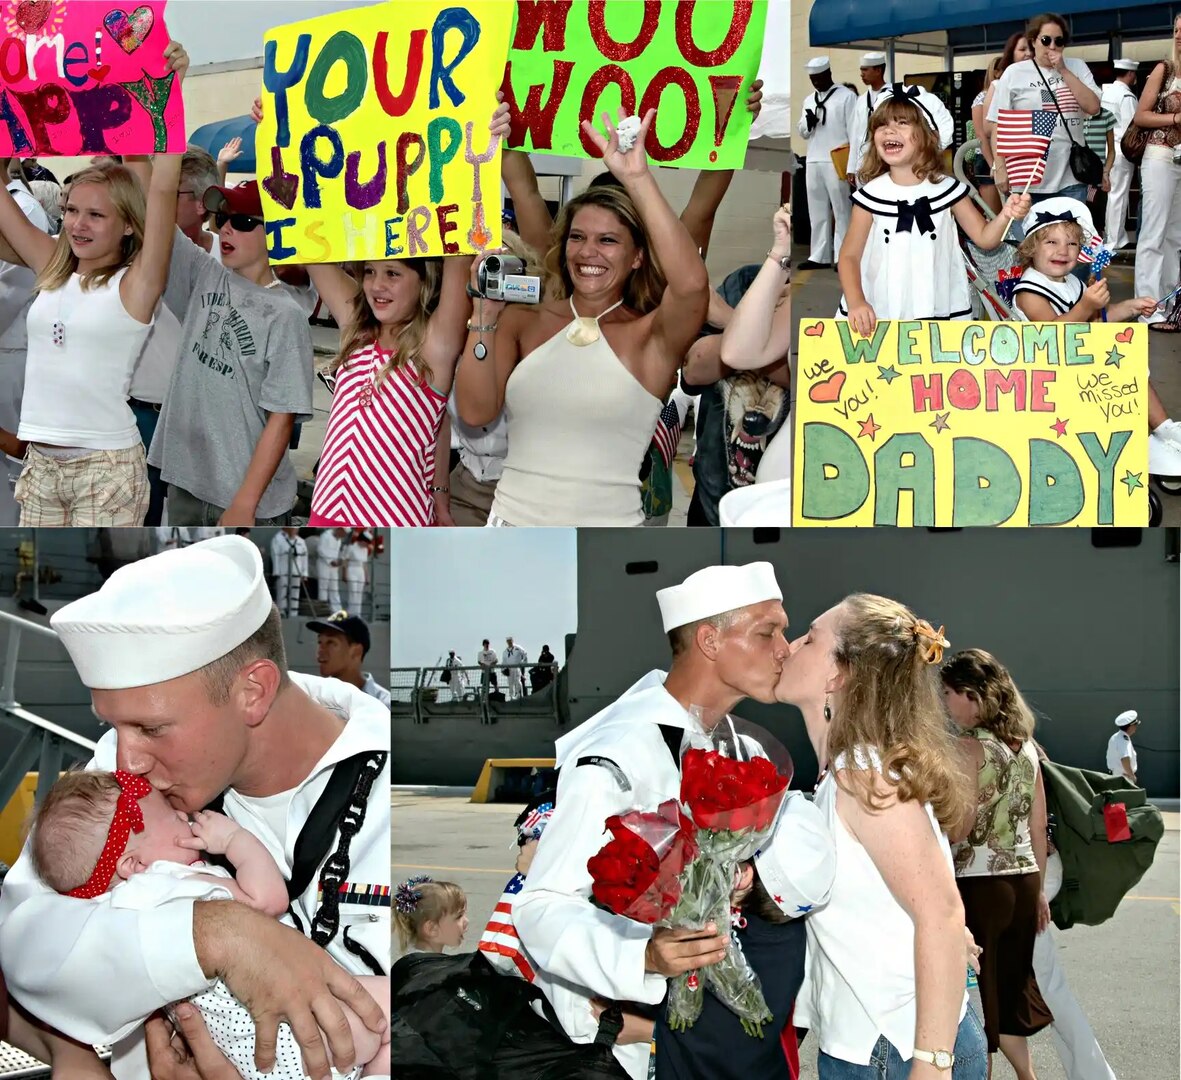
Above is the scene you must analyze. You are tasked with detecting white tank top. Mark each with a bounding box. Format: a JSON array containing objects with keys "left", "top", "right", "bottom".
[
  {"left": 795, "top": 748, "right": 968, "bottom": 1065},
  {"left": 492, "top": 300, "right": 661, "bottom": 526},
  {"left": 21, "top": 268, "right": 152, "bottom": 449}
]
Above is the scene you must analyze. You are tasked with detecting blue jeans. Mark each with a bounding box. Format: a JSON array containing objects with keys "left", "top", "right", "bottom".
[
  {"left": 817, "top": 1008, "right": 988, "bottom": 1080},
  {"left": 130, "top": 399, "right": 166, "bottom": 527}
]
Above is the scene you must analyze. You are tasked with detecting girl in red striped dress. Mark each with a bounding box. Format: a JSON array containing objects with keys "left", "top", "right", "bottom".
[{"left": 306, "top": 101, "right": 510, "bottom": 527}]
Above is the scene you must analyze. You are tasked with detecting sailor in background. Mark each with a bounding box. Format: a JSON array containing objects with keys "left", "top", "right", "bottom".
[
  {"left": 0, "top": 536, "right": 390, "bottom": 1080},
  {"left": 316, "top": 526, "right": 347, "bottom": 612},
  {"left": 513, "top": 562, "right": 831, "bottom": 1080},
  {"left": 798, "top": 56, "right": 856, "bottom": 269},
  {"left": 502, "top": 636, "right": 528, "bottom": 700},
  {"left": 847, "top": 52, "right": 890, "bottom": 183},
  {"left": 269, "top": 527, "right": 307, "bottom": 617},
  {"left": 1101, "top": 59, "right": 1141, "bottom": 249},
  {"left": 1105, "top": 710, "right": 1141, "bottom": 785}
]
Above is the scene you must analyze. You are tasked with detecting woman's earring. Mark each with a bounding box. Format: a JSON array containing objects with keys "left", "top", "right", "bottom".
[{"left": 823, "top": 697, "right": 832, "bottom": 722}]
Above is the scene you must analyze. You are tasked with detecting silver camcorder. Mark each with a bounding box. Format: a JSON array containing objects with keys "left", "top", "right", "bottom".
[{"left": 476, "top": 254, "right": 542, "bottom": 304}]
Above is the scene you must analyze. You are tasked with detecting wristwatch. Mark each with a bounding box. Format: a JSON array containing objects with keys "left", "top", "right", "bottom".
[{"left": 913, "top": 1048, "right": 955, "bottom": 1070}]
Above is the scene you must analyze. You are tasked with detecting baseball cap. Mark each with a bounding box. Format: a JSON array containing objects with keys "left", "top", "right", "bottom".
[
  {"left": 203, "top": 180, "right": 263, "bottom": 218},
  {"left": 306, "top": 610, "right": 370, "bottom": 655}
]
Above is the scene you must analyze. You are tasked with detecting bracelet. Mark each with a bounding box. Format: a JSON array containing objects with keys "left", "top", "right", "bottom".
[
  {"left": 466, "top": 320, "right": 497, "bottom": 332},
  {"left": 430, "top": 485, "right": 449, "bottom": 494},
  {"left": 766, "top": 250, "right": 791, "bottom": 273}
]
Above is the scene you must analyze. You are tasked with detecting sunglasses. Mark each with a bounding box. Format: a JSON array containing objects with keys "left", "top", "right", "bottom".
[
  {"left": 213, "top": 209, "right": 263, "bottom": 232},
  {"left": 1038, "top": 34, "right": 1067, "bottom": 47}
]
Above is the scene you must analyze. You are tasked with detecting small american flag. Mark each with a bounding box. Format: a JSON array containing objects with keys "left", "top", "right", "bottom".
[
  {"left": 1079, "top": 235, "right": 1114, "bottom": 274},
  {"left": 478, "top": 873, "right": 536, "bottom": 981},
  {"left": 652, "top": 398, "right": 684, "bottom": 468},
  {"left": 1041, "top": 84, "right": 1080, "bottom": 113},
  {"left": 996, "top": 110, "right": 1056, "bottom": 189}
]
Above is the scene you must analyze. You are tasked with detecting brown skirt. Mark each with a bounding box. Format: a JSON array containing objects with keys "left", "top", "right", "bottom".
[{"left": 958, "top": 872, "right": 1053, "bottom": 1052}]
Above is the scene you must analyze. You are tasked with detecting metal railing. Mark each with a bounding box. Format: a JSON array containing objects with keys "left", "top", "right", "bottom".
[
  {"left": 391, "top": 664, "right": 562, "bottom": 725},
  {"left": 0, "top": 610, "right": 97, "bottom": 816}
]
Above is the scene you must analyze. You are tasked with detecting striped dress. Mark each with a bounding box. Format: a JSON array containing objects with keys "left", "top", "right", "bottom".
[{"left": 310, "top": 341, "right": 447, "bottom": 527}]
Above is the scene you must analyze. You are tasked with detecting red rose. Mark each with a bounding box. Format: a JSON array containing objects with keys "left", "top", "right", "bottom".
[{"left": 681, "top": 750, "right": 789, "bottom": 832}]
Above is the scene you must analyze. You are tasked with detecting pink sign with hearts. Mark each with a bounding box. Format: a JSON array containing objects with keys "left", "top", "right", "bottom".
[{"left": 0, "top": 0, "right": 186, "bottom": 156}]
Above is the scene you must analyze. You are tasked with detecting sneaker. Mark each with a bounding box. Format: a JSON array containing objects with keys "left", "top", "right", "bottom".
[{"left": 1148, "top": 430, "right": 1181, "bottom": 476}]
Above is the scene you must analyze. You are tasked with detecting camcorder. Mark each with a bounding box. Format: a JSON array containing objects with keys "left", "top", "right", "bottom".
[{"left": 473, "top": 254, "right": 542, "bottom": 304}]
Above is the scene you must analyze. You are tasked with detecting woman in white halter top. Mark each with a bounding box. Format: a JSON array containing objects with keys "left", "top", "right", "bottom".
[{"left": 454, "top": 109, "right": 710, "bottom": 526}]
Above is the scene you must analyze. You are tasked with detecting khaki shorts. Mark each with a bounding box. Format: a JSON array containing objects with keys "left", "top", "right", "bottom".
[{"left": 16, "top": 444, "right": 148, "bottom": 526}]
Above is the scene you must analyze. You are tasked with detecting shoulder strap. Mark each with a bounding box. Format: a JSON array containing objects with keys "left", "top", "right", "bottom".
[
  {"left": 658, "top": 724, "right": 683, "bottom": 767},
  {"left": 1034, "top": 63, "right": 1083, "bottom": 147},
  {"left": 576, "top": 756, "right": 631, "bottom": 791}
]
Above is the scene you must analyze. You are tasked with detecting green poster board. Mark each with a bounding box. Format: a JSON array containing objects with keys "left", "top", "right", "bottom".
[{"left": 503, "top": 0, "right": 767, "bottom": 170}]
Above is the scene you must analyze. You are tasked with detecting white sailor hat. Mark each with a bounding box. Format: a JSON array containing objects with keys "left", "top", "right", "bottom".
[
  {"left": 1113, "top": 58, "right": 1139, "bottom": 72},
  {"left": 806, "top": 56, "right": 831, "bottom": 74},
  {"left": 51, "top": 536, "right": 273, "bottom": 690},
  {"left": 1020, "top": 197, "right": 1096, "bottom": 243},
  {"left": 1114, "top": 710, "right": 1139, "bottom": 728},
  {"left": 656, "top": 562, "right": 782, "bottom": 633},
  {"left": 754, "top": 793, "right": 835, "bottom": 917},
  {"left": 873, "top": 83, "right": 955, "bottom": 149},
  {"left": 860, "top": 52, "right": 887, "bottom": 67}
]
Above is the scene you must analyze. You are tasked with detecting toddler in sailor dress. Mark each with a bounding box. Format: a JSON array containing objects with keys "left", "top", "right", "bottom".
[
  {"left": 29, "top": 769, "right": 391, "bottom": 1080},
  {"left": 837, "top": 84, "right": 1032, "bottom": 333}
]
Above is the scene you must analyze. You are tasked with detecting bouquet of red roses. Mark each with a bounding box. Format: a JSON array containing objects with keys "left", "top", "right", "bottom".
[
  {"left": 587, "top": 799, "right": 699, "bottom": 924},
  {"left": 664, "top": 747, "right": 789, "bottom": 1036}
]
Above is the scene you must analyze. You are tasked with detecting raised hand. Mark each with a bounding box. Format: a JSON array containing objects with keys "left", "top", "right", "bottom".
[
  {"left": 771, "top": 204, "right": 791, "bottom": 257},
  {"left": 181, "top": 809, "right": 243, "bottom": 857},
  {"left": 163, "top": 41, "right": 189, "bottom": 83},
  {"left": 217, "top": 137, "right": 243, "bottom": 167},
  {"left": 489, "top": 95, "right": 511, "bottom": 143},
  {"left": 745, "top": 79, "right": 764, "bottom": 119},
  {"left": 1004, "top": 191, "right": 1032, "bottom": 222},
  {"left": 580, "top": 108, "right": 655, "bottom": 183}
]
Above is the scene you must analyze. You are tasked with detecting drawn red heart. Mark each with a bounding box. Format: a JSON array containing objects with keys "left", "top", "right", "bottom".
[
  {"left": 1115, "top": 327, "right": 1134, "bottom": 343},
  {"left": 104, "top": 6, "right": 154, "bottom": 54},
  {"left": 14, "top": 1, "right": 51, "bottom": 34},
  {"left": 809, "top": 372, "right": 846, "bottom": 403},
  {"left": 88, "top": 64, "right": 111, "bottom": 83},
  {"left": 804, "top": 321, "right": 825, "bottom": 337}
]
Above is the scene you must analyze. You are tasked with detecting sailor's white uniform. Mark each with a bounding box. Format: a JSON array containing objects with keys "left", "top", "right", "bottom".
[
  {"left": 0, "top": 674, "right": 391, "bottom": 1080},
  {"left": 343, "top": 540, "right": 368, "bottom": 613},
  {"left": 837, "top": 174, "right": 974, "bottom": 320},
  {"left": 270, "top": 531, "right": 308, "bottom": 618},
  {"left": 109, "top": 861, "right": 362, "bottom": 1080},
  {"left": 847, "top": 86, "right": 889, "bottom": 179},
  {"left": 798, "top": 84, "right": 857, "bottom": 263},
  {"left": 316, "top": 529, "right": 344, "bottom": 611},
  {"left": 513, "top": 669, "right": 833, "bottom": 1080},
  {"left": 1106, "top": 729, "right": 1137, "bottom": 778},
  {"left": 1100, "top": 80, "right": 1140, "bottom": 248},
  {"left": 502, "top": 644, "right": 528, "bottom": 699}
]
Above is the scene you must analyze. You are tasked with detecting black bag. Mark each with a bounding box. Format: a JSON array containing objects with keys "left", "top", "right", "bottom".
[
  {"left": 392, "top": 951, "right": 629, "bottom": 1080},
  {"left": 1035, "top": 63, "right": 1104, "bottom": 186},
  {"left": 441, "top": 668, "right": 452, "bottom": 684}
]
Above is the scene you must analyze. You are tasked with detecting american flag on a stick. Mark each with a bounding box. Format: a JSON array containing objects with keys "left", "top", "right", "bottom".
[
  {"left": 478, "top": 872, "right": 536, "bottom": 981},
  {"left": 996, "top": 110, "right": 1056, "bottom": 189},
  {"left": 1041, "top": 84, "right": 1080, "bottom": 113},
  {"left": 1079, "top": 235, "right": 1115, "bottom": 275},
  {"left": 652, "top": 398, "right": 684, "bottom": 467}
]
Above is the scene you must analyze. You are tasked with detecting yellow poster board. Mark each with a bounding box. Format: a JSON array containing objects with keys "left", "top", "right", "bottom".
[
  {"left": 257, "top": 1, "right": 513, "bottom": 263},
  {"left": 792, "top": 319, "right": 1149, "bottom": 527}
]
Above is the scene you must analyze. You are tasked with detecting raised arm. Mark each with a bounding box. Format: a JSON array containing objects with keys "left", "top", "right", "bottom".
[
  {"left": 0, "top": 168, "right": 56, "bottom": 272},
  {"left": 950, "top": 190, "right": 1031, "bottom": 250},
  {"left": 453, "top": 256, "right": 522, "bottom": 425},
  {"left": 1135, "top": 63, "right": 1181, "bottom": 128},
  {"left": 306, "top": 263, "right": 361, "bottom": 329},
  {"left": 420, "top": 255, "right": 474, "bottom": 394},
  {"left": 719, "top": 208, "right": 791, "bottom": 370},
  {"left": 181, "top": 809, "right": 289, "bottom": 918}
]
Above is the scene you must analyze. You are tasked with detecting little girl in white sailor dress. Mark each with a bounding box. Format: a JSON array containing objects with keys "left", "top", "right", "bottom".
[{"left": 837, "top": 84, "right": 1031, "bottom": 334}]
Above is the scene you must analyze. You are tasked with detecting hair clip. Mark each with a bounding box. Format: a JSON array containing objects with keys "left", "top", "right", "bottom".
[
  {"left": 913, "top": 620, "right": 950, "bottom": 664},
  {"left": 395, "top": 874, "right": 432, "bottom": 914}
]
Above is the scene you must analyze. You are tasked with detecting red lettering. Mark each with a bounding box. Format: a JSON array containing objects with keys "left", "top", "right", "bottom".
[
  {"left": 436, "top": 202, "right": 459, "bottom": 254},
  {"left": 639, "top": 67, "right": 699, "bottom": 162},
  {"left": 374, "top": 29, "right": 425, "bottom": 118},
  {"left": 984, "top": 370, "right": 1027, "bottom": 411},
  {"left": 11, "top": 85, "right": 71, "bottom": 155},
  {"left": 947, "top": 369, "right": 982, "bottom": 410},
  {"left": 578, "top": 64, "right": 635, "bottom": 156},
  {"left": 512, "top": 0, "right": 574, "bottom": 50},
  {"left": 395, "top": 132, "right": 425, "bottom": 215},
  {"left": 911, "top": 374, "right": 943, "bottom": 412},
  {"left": 675, "top": 0, "right": 753, "bottom": 66},
  {"left": 500, "top": 59, "right": 574, "bottom": 150},
  {"left": 588, "top": 0, "right": 660, "bottom": 62},
  {"left": 1030, "top": 369, "right": 1056, "bottom": 411},
  {"left": 708, "top": 74, "right": 745, "bottom": 148},
  {"left": 0, "top": 39, "right": 29, "bottom": 83}
]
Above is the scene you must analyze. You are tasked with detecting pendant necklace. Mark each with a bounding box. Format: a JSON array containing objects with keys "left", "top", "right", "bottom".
[
  {"left": 566, "top": 296, "right": 624, "bottom": 346},
  {"left": 52, "top": 290, "right": 66, "bottom": 348}
]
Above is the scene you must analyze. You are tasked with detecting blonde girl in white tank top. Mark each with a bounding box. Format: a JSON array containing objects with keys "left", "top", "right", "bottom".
[
  {"left": 454, "top": 109, "right": 711, "bottom": 527},
  {"left": 0, "top": 42, "right": 190, "bottom": 526}
]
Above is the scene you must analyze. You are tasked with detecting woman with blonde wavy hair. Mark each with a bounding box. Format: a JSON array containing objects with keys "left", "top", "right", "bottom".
[
  {"left": 775, "top": 593, "right": 987, "bottom": 1080},
  {"left": 941, "top": 648, "right": 1052, "bottom": 1080},
  {"left": 455, "top": 109, "right": 710, "bottom": 527},
  {"left": 0, "top": 44, "right": 188, "bottom": 525}
]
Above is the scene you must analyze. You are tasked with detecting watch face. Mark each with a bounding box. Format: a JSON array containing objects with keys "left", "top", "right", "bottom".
[{"left": 935, "top": 1051, "right": 953, "bottom": 1069}]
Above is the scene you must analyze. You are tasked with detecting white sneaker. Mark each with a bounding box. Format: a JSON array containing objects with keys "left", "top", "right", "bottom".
[
  {"left": 1148, "top": 430, "right": 1181, "bottom": 476},
  {"left": 1154, "top": 419, "right": 1181, "bottom": 455}
]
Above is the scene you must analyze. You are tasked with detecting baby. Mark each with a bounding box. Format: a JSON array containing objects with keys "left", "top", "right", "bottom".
[{"left": 30, "top": 769, "right": 390, "bottom": 1080}]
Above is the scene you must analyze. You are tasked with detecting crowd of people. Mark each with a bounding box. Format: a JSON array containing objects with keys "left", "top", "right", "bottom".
[
  {"left": 440, "top": 637, "right": 558, "bottom": 700},
  {"left": 798, "top": 11, "right": 1181, "bottom": 475},
  {"left": 394, "top": 562, "right": 1156, "bottom": 1080}
]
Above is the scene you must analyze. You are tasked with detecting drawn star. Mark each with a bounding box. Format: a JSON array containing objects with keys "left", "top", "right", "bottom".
[
  {"left": 773, "top": 895, "right": 783, "bottom": 904},
  {"left": 1051, "top": 418, "right": 1069, "bottom": 438},
  {"left": 858, "top": 414, "right": 881, "bottom": 441},
  {"left": 877, "top": 364, "right": 901, "bottom": 384},
  {"left": 929, "top": 412, "right": 951, "bottom": 433},
  {"left": 1105, "top": 346, "right": 1124, "bottom": 368},
  {"left": 795, "top": 904, "right": 814, "bottom": 913},
  {"left": 1121, "top": 471, "right": 1144, "bottom": 495}
]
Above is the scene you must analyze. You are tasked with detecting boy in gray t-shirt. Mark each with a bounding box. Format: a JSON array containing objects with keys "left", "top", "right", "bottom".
[{"left": 148, "top": 180, "right": 313, "bottom": 525}]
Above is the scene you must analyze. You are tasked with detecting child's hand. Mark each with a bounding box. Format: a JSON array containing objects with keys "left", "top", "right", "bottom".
[
  {"left": 1122, "top": 296, "right": 1158, "bottom": 319},
  {"left": 847, "top": 302, "right": 877, "bottom": 337},
  {"left": 217, "top": 137, "right": 243, "bottom": 167},
  {"left": 250, "top": 96, "right": 263, "bottom": 125},
  {"left": 1004, "top": 191, "right": 1032, "bottom": 222},
  {"left": 745, "top": 79, "right": 764, "bottom": 119},
  {"left": 182, "top": 810, "right": 242, "bottom": 856},
  {"left": 1083, "top": 276, "right": 1111, "bottom": 314}
]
